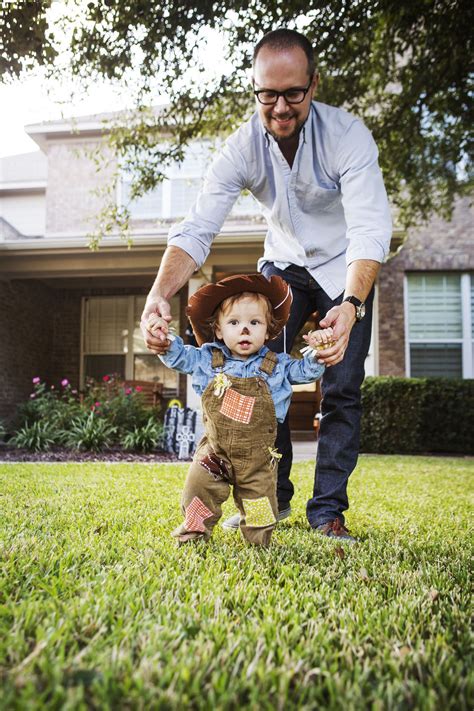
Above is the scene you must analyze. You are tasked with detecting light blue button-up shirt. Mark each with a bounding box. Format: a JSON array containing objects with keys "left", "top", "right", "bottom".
[
  {"left": 168, "top": 101, "right": 392, "bottom": 300},
  {"left": 159, "top": 337, "right": 324, "bottom": 423}
]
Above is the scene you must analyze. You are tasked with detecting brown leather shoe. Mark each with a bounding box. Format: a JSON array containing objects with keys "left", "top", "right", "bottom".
[{"left": 317, "top": 518, "right": 357, "bottom": 544}]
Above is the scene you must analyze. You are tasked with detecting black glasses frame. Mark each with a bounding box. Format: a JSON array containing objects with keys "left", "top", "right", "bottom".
[{"left": 253, "top": 77, "right": 314, "bottom": 105}]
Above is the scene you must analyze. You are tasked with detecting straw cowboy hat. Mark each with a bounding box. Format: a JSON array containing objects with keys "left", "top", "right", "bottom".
[{"left": 186, "top": 273, "right": 293, "bottom": 346}]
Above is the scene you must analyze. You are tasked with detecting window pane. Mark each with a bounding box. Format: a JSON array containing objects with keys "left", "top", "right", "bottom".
[
  {"left": 410, "top": 343, "right": 462, "bottom": 378},
  {"left": 122, "top": 180, "right": 163, "bottom": 219},
  {"left": 133, "top": 295, "right": 180, "bottom": 354},
  {"left": 231, "top": 191, "right": 260, "bottom": 217},
  {"left": 134, "top": 355, "right": 178, "bottom": 395},
  {"left": 84, "top": 297, "right": 128, "bottom": 353},
  {"left": 84, "top": 355, "right": 126, "bottom": 381},
  {"left": 170, "top": 178, "right": 201, "bottom": 217},
  {"left": 408, "top": 274, "right": 462, "bottom": 339},
  {"left": 169, "top": 143, "right": 210, "bottom": 178}
]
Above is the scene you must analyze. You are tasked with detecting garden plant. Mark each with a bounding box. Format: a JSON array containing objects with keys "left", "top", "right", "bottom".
[{"left": 6, "top": 375, "right": 163, "bottom": 454}]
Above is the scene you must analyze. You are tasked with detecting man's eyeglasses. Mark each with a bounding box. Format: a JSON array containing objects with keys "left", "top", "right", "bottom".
[{"left": 254, "top": 78, "right": 313, "bottom": 105}]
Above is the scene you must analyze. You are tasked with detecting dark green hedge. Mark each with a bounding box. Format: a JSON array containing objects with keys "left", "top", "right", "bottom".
[{"left": 360, "top": 377, "right": 474, "bottom": 454}]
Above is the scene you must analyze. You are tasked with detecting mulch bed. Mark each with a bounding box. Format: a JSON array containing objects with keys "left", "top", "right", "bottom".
[{"left": 0, "top": 445, "right": 183, "bottom": 463}]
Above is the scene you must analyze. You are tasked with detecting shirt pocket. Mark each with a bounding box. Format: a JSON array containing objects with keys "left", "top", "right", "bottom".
[{"left": 297, "top": 181, "right": 341, "bottom": 213}]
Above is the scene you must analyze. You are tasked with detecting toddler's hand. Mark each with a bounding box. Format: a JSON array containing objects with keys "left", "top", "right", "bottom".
[
  {"left": 146, "top": 315, "right": 171, "bottom": 351},
  {"left": 146, "top": 314, "right": 169, "bottom": 335},
  {"left": 301, "top": 327, "right": 336, "bottom": 355}
]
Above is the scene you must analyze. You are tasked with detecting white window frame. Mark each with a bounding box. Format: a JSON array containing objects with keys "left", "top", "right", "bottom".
[
  {"left": 118, "top": 139, "right": 260, "bottom": 221},
  {"left": 404, "top": 272, "right": 473, "bottom": 378}
]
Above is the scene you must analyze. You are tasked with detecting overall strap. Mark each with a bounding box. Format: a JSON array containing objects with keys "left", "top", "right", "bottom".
[
  {"left": 259, "top": 350, "right": 278, "bottom": 376},
  {"left": 211, "top": 348, "right": 225, "bottom": 370}
]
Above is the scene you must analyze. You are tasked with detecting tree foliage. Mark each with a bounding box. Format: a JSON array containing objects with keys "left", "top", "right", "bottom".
[
  {"left": 2, "top": 0, "right": 473, "bottom": 241},
  {"left": 0, "top": 0, "right": 57, "bottom": 78}
]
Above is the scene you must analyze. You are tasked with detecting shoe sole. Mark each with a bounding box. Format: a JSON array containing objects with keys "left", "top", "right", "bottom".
[{"left": 222, "top": 507, "right": 292, "bottom": 531}]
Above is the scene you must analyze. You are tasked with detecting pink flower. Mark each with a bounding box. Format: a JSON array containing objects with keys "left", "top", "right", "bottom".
[
  {"left": 94, "top": 401, "right": 101, "bottom": 407},
  {"left": 103, "top": 375, "right": 110, "bottom": 382},
  {"left": 135, "top": 386, "right": 142, "bottom": 392},
  {"left": 32, "top": 377, "right": 40, "bottom": 384},
  {"left": 61, "top": 378, "right": 69, "bottom": 387},
  {"left": 71, "top": 389, "right": 77, "bottom": 395},
  {"left": 30, "top": 393, "right": 36, "bottom": 399},
  {"left": 125, "top": 388, "right": 132, "bottom": 395},
  {"left": 50, "top": 385, "right": 55, "bottom": 390}
]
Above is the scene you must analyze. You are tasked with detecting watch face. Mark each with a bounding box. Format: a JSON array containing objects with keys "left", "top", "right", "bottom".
[{"left": 357, "top": 303, "right": 366, "bottom": 320}]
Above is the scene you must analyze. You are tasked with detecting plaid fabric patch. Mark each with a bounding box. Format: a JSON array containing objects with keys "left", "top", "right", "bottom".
[
  {"left": 242, "top": 497, "right": 276, "bottom": 528},
  {"left": 184, "top": 496, "right": 213, "bottom": 533},
  {"left": 219, "top": 388, "right": 255, "bottom": 424}
]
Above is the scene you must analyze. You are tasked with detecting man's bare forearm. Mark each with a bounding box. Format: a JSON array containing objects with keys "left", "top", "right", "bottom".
[
  {"left": 343, "top": 259, "right": 381, "bottom": 301},
  {"left": 148, "top": 246, "right": 198, "bottom": 302}
]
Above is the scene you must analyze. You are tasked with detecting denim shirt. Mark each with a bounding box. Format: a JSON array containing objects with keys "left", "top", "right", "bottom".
[
  {"left": 159, "top": 337, "right": 325, "bottom": 423},
  {"left": 168, "top": 101, "right": 392, "bottom": 300}
]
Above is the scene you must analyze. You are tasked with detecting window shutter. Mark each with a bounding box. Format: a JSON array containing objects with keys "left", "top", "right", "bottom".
[
  {"left": 410, "top": 344, "right": 463, "bottom": 378},
  {"left": 407, "top": 274, "right": 462, "bottom": 340},
  {"left": 84, "top": 297, "right": 129, "bottom": 353}
]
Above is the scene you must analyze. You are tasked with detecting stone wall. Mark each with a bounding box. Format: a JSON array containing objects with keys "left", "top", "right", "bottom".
[
  {"left": 378, "top": 198, "right": 473, "bottom": 376},
  {"left": 45, "top": 138, "right": 117, "bottom": 236}
]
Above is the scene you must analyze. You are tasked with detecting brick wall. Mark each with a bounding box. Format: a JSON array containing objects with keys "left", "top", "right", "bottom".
[
  {"left": 378, "top": 198, "right": 474, "bottom": 376},
  {"left": 0, "top": 280, "right": 57, "bottom": 422},
  {"left": 50, "top": 291, "right": 82, "bottom": 389}
]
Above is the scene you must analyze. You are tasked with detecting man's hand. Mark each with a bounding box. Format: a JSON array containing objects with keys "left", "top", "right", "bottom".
[
  {"left": 140, "top": 296, "right": 173, "bottom": 355},
  {"left": 316, "top": 302, "right": 357, "bottom": 366}
]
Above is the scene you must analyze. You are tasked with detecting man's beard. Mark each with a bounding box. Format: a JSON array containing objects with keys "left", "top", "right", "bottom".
[{"left": 264, "top": 114, "right": 305, "bottom": 143}]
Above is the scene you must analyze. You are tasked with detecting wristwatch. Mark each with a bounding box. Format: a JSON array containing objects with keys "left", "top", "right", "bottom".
[{"left": 343, "top": 295, "right": 366, "bottom": 321}]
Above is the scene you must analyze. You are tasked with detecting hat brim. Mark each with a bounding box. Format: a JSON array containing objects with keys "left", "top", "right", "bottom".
[{"left": 186, "top": 273, "right": 292, "bottom": 346}]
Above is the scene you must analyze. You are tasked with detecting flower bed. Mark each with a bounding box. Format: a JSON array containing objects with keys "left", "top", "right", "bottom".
[{"left": 1, "top": 374, "right": 166, "bottom": 455}]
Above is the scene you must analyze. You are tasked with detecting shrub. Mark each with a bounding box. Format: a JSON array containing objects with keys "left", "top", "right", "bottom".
[
  {"left": 83, "top": 375, "right": 160, "bottom": 437},
  {"left": 63, "top": 412, "right": 117, "bottom": 452},
  {"left": 121, "top": 417, "right": 163, "bottom": 453},
  {"left": 10, "top": 375, "right": 164, "bottom": 452},
  {"left": 15, "top": 378, "right": 81, "bottom": 431},
  {"left": 10, "top": 421, "right": 59, "bottom": 452},
  {"left": 360, "top": 376, "right": 474, "bottom": 454}
]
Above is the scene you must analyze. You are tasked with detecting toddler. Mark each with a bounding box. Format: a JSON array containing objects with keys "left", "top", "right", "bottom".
[{"left": 148, "top": 273, "right": 334, "bottom": 546}]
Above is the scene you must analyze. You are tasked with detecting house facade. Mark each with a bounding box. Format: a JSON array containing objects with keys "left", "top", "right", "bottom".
[{"left": 0, "top": 114, "right": 472, "bottom": 427}]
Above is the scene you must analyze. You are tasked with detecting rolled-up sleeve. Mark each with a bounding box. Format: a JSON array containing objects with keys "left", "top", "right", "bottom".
[
  {"left": 168, "top": 140, "right": 247, "bottom": 268},
  {"left": 337, "top": 120, "right": 392, "bottom": 265}
]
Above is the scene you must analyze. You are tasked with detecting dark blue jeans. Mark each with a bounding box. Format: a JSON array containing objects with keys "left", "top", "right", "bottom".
[{"left": 262, "top": 263, "right": 374, "bottom": 527}]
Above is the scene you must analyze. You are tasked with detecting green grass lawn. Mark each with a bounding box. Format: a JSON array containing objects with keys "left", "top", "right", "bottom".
[{"left": 0, "top": 456, "right": 472, "bottom": 710}]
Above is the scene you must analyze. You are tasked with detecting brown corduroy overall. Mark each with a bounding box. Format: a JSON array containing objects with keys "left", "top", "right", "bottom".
[{"left": 172, "top": 349, "right": 280, "bottom": 546}]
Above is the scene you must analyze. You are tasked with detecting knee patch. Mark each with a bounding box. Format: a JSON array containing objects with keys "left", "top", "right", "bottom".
[
  {"left": 184, "top": 496, "right": 213, "bottom": 532},
  {"left": 242, "top": 497, "right": 276, "bottom": 528},
  {"left": 199, "top": 453, "right": 230, "bottom": 482}
]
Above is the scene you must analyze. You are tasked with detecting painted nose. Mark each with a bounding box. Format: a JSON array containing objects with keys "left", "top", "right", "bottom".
[{"left": 241, "top": 326, "right": 250, "bottom": 334}]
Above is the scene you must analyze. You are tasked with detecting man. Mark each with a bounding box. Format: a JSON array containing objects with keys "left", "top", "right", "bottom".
[{"left": 141, "top": 28, "right": 392, "bottom": 542}]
